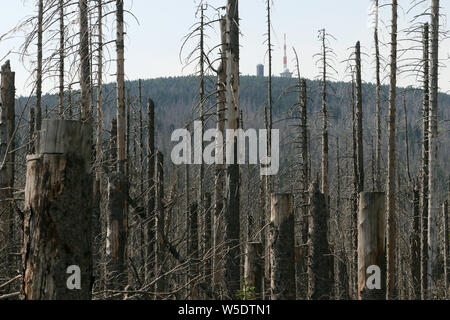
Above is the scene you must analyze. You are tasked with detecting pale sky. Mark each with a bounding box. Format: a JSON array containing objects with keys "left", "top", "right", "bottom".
[{"left": 1, "top": 0, "right": 449, "bottom": 96}]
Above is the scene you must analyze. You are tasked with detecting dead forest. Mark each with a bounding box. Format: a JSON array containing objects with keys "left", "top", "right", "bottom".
[{"left": 0, "top": 0, "right": 449, "bottom": 301}]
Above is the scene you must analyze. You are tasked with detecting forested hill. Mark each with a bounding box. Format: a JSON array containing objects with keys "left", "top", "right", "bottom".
[{"left": 16, "top": 75, "right": 450, "bottom": 190}]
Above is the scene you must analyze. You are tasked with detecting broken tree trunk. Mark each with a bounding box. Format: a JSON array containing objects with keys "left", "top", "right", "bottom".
[
  {"left": 155, "top": 151, "right": 166, "bottom": 297},
  {"left": 308, "top": 180, "right": 333, "bottom": 300},
  {"left": 357, "top": 192, "right": 386, "bottom": 300},
  {"left": 106, "top": 171, "right": 128, "bottom": 292},
  {"left": 244, "top": 242, "right": 263, "bottom": 299},
  {"left": 411, "top": 184, "right": 421, "bottom": 299},
  {"left": 189, "top": 202, "right": 199, "bottom": 300},
  {"left": 0, "top": 61, "right": 15, "bottom": 279},
  {"left": 23, "top": 120, "right": 93, "bottom": 300},
  {"left": 270, "top": 194, "right": 295, "bottom": 300}
]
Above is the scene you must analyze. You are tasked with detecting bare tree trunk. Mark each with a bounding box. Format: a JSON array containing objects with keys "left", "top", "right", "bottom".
[
  {"left": 411, "top": 184, "right": 421, "bottom": 299},
  {"left": 443, "top": 200, "right": 449, "bottom": 296},
  {"left": 308, "top": 180, "right": 333, "bottom": 300},
  {"left": 58, "top": 0, "right": 64, "bottom": 118},
  {"left": 203, "top": 192, "right": 212, "bottom": 293},
  {"left": 189, "top": 202, "right": 199, "bottom": 299},
  {"left": 145, "top": 99, "right": 155, "bottom": 286},
  {"left": 244, "top": 242, "right": 263, "bottom": 299},
  {"left": 223, "top": 0, "right": 241, "bottom": 299},
  {"left": 320, "top": 29, "right": 329, "bottom": 209},
  {"left": 386, "top": 0, "right": 398, "bottom": 300},
  {"left": 358, "top": 192, "right": 386, "bottom": 300},
  {"left": 420, "top": 22, "right": 430, "bottom": 300},
  {"left": 0, "top": 61, "right": 15, "bottom": 279},
  {"left": 79, "top": 0, "right": 92, "bottom": 121},
  {"left": 36, "top": 0, "right": 43, "bottom": 132},
  {"left": 270, "top": 194, "right": 296, "bottom": 300},
  {"left": 374, "top": 0, "right": 382, "bottom": 191},
  {"left": 28, "top": 107, "right": 35, "bottom": 155},
  {"left": 155, "top": 151, "right": 167, "bottom": 297},
  {"left": 212, "top": 17, "right": 226, "bottom": 297},
  {"left": 23, "top": 120, "right": 93, "bottom": 300},
  {"left": 427, "top": 0, "right": 440, "bottom": 297},
  {"left": 355, "top": 41, "right": 364, "bottom": 194}
]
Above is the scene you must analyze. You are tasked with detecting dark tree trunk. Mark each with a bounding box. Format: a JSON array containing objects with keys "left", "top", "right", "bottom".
[{"left": 270, "top": 194, "right": 296, "bottom": 300}]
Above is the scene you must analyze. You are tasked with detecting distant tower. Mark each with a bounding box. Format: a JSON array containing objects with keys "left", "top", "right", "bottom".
[
  {"left": 280, "top": 34, "right": 293, "bottom": 78},
  {"left": 257, "top": 64, "right": 264, "bottom": 77}
]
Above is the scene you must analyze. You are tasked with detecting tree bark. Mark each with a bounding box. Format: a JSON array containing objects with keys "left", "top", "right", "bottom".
[
  {"left": 355, "top": 41, "right": 364, "bottom": 194},
  {"left": 155, "top": 151, "right": 166, "bottom": 296},
  {"left": 308, "top": 181, "right": 333, "bottom": 300},
  {"left": 244, "top": 242, "right": 263, "bottom": 299},
  {"left": 386, "top": 0, "right": 398, "bottom": 300},
  {"left": 223, "top": 0, "right": 241, "bottom": 299},
  {"left": 79, "top": 0, "right": 92, "bottom": 122},
  {"left": 270, "top": 194, "right": 295, "bottom": 300},
  {"left": 0, "top": 61, "right": 15, "bottom": 279},
  {"left": 358, "top": 192, "right": 386, "bottom": 300},
  {"left": 420, "top": 22, "right": 430, "bottom": 300},
  {"left": 23, "top": 120, "right": 93, "bottom": 300},
  {"left": 427, "top": 0, "right": 440, "bottom": 296}
]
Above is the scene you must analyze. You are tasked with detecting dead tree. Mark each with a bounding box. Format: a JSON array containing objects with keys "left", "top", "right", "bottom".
[
  {"left": 0, "top": 61, "right": 15, "bottom": 278},
  {"left": 355, "top": 41, "right": 364, "bottom": 194},
  {"left": 319, "top": 29, "right": 329, "bottom": 210},
  {"left": 411, "top": 183, "right": 421, "bottom": 299},
  {"left": 358, "top": 192, "right": 386, "bottom": 300},
  {"left": 443, "top": 200, "right": 449, "bottom": 296},
  {"left": 373, "top": 0, "right": 382, "bottom": 190},
  {"left": 155, "top": 151, "right": 167, "bottom": 296},
  {"left": 36, "top": 0, "right": 43, "bottom": 131},
  {"left": 58, "top": 0, "right": 64, "bottom": 118},
  {"left": 419, "top": 21, "right": 430, "bottom": 299},
  {"left": 223, "top": 0, "right": 241, "bottom": 299},
  {"left": 308, "top": 180, "right": 333, "bottom": 300},
  {"left": 23, "top": 120, "right": 93, "bottom": 300},
  {"left": 79, "top": 0, "right": 92, "bottom": 121},
  {"left": 213, "top": 16, "right": 226, "bottom": 295},
  {"left": 145, "top": 99, "right": 155, "bottom": 286},
  {"left": 386, "top": 0, "right": 398, "bottom": 300},
  {"left": 270, "top": 194, "right": 296, "bottom": 300},
  {"left": 244, "top": 242, "right": 263, "bottom": 299},
  {"left": 427, "top": 0, "right": 440, "bottom": 296},
  {"left": 189, "top": 202, "right": 199, "bottom": 299}
]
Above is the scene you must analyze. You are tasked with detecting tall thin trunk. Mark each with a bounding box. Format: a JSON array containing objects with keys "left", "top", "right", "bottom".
[
  {"left": 386, "top": 0, "right": 398, "bottom": 300},
  {"left": 320, "top": 29, "right": 329, "bottom": 209},
  {"left": 79, "top": 0, "right": 92, "bottom": 121},
  {"left": 58, "top": 0, "right": 64, "bottom": 118},
  {"left": 420, "top": 22, "right": 430, "bottom": 300},
  {"left": 374, "top": 0, "right": 382, "bottom": 191},
  {"left": 223, "top": 0, "right": 241, "bottom": 299},
  {"left": 36, "top": 0, "right": 43, "bottom": 132},
  {"left": 212, "top": 17, "right": 226, "bottom": 295},
  {"left": 155, "top": 151, "right": 167, "bottom": 296},
  {"left": 355, "top": 41, "right": 364, "bottom": 194},
  {"left": 116, "top": 0, "right": 125, "bottom": 171},
  {"left": 145, "top": 99, "right": 155, "bottom": 286},
  {"left": 428, "top": 0, "right": 440, "bottom": 296}
]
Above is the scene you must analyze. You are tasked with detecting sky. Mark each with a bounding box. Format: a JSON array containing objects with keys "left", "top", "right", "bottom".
[{"left": 0, "top": 0, "right": 449, "bottom": 96}]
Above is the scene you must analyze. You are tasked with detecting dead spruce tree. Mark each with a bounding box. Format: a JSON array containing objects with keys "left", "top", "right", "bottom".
[
  {"left": 223, "top": 0, "right": 241, "bottom": 299},
  {"left": 0, "top": 61, "right": 16, "bottom": 282},
  {"left": 428, "top": 0, "right": 440, "bottom": 297},
  {"left": 386, "top": 0, "right": 398, "bottom": 300}
]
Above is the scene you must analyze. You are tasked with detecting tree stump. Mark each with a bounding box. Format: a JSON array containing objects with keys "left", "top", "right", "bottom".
[{"left": 23, "top": 120, "right": 93, "bottom": 300}]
